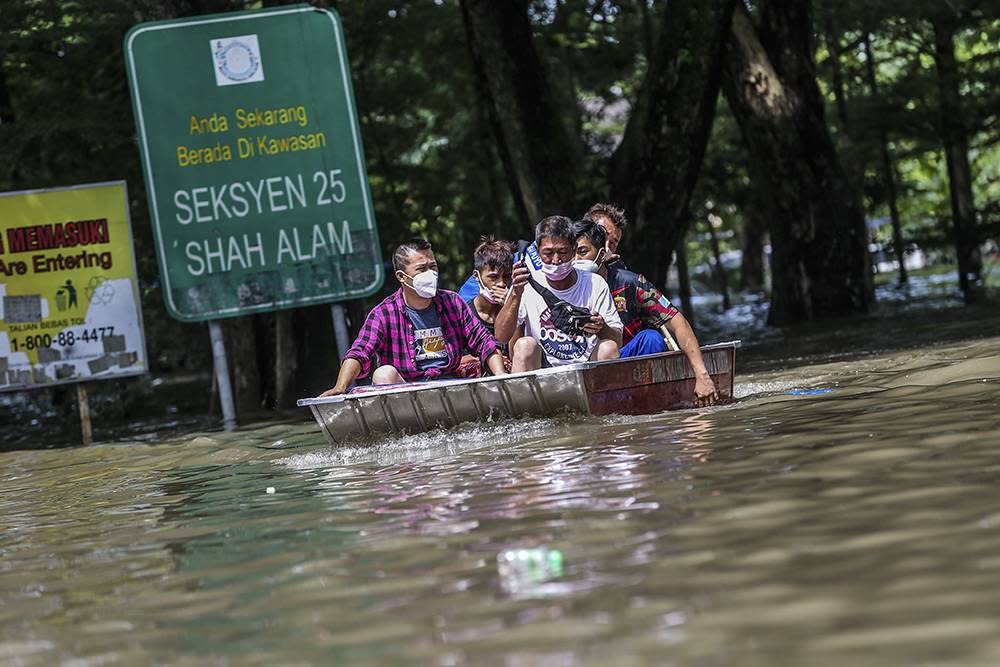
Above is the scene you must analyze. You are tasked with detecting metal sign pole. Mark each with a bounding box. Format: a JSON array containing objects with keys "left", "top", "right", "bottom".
[
  {"left": 76, "top": 383, "right": 93, "bottom": 445},
  {"left": 208, "top": 321, "right": 237, "bottom": 430},
  {"left": 330, "top": 304, "right": 351, "bottom": 359}
]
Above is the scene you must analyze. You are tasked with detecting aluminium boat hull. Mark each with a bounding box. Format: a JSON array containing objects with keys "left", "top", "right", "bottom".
[{"left": 298, "top": 341, "right": 739, "bottom": 445}]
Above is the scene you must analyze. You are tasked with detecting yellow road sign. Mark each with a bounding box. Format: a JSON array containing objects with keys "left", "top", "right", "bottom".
[{"left": 0, "top": 181, "right": 148, "bottom": 391}]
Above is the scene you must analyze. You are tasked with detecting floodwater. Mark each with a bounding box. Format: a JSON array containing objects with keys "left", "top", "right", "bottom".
[{"left": 3, "top": 321, "right": 1000, "bottom": 665}]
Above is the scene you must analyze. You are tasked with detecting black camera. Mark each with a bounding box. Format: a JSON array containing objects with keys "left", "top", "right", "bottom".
[
  {"left": 567, "top": 313, "right": 593, "bottom": 334},
  {"left": 551, "top": 301, "right": 593, "bottom": 335}
]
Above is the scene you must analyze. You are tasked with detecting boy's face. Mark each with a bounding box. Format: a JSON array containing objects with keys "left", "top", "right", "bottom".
[
  {"left": 476, "top": 265, "right": 511, "bottom": 291},
  {"left": 575, "top": 236, "right": 601, "bottom": 261}
]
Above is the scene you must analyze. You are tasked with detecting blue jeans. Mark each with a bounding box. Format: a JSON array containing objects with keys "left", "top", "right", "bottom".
[{"left": 620, "top": 329, "right": 668, "bottom": 358}]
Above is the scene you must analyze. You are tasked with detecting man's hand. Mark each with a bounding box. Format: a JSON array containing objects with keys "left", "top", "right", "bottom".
[
  {"left": 486, "top": 349, "right": 507, "bottom": 376},
  {"left": 510, "top": 263, "right": 530, "bottom": 296},
  {"left": 319, "top": 384, "right": 348, "bottom": 398},
  {"left": 603, "top": 251, "right": 622, "bottom": 266},
  {"left": 581, "top": 312, "right": 604, "bottom": 336},
  {"left": 487, "top": 284, "right": 509, "bottom": 304},
  {"left": 319, "top": 359, "right": 361, "bottom": 398},
  {"left": 694, "top": 373, "right": 719, "bottom": 407}
]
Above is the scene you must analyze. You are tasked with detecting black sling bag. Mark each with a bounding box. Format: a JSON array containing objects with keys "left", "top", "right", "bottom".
[{"left": 516, "top": 241, "right": 593, "bottom": 336}]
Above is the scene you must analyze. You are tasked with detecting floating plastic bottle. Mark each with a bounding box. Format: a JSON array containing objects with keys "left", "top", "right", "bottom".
[{"left": 497, "top": 547, "right": 564, "bottom": 596}]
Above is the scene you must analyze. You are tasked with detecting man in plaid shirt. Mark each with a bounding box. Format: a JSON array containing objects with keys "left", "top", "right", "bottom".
[{"left": 321, "top": 238, "right": 506, "bottom": 396}]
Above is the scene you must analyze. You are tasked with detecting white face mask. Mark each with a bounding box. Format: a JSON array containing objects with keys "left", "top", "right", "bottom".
[
  {"left": 402, "top": 269, "right": 438, "bottom": 298},
  {"left": 573, "top": 250, "right": 605, "bottom": 274},
  {"left": 475, "top": 272, "right": 502, "bottom": 304},
  {"left": 540, "top": 260, "right": 574, "bottom": 280}
]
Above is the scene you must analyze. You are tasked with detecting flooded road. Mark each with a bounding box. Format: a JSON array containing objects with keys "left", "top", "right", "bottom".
[{"left": 2, "top": 330, "right": 1000, "bottom": 665}]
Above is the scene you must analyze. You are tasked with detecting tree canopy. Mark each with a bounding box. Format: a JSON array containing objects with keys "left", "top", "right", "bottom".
[{"left": 1, "top": 0, "right": 997, "bottom": 412}]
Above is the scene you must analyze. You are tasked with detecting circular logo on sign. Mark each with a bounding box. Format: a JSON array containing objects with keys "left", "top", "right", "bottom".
[{"left": 215, "top": 41, "right": 258, "bottom": 82}]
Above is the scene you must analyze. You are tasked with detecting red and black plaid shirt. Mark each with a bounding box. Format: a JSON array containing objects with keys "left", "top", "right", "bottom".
[
  {"left": 606, "top": 266, "right": 679, "bottom": 345},
  {"left": 344, "top": 289, "right": 498, "bottom": 381}
]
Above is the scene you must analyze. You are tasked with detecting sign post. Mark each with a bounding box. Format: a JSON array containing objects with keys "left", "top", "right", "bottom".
[
  {"left": 208, "top": 320, "right": 236, "bottom": 430},
  {"left": 0, "top": 181, "right": 148, "bottom": 444},
  {"left": 330, "top": 304, "right": 350, "bottom": 363},
  {"left": 125, "top": 5, "right": 383, "bottom": 426},
  {"left": 77, "top": 383, "right": 93, "bottom": 445}
]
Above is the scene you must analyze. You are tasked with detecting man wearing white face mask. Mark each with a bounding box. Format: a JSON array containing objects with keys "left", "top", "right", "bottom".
[
  {"left": 320, "top": 238, "right": 506, "bottom": 396},
  {"left": 494, "top": 216, "right": 623, "bottom": 372}
]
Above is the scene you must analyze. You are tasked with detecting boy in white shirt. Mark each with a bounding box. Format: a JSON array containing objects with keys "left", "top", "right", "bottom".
[{"left": 494, "top": 216, "right": 623, "bottom": 371}]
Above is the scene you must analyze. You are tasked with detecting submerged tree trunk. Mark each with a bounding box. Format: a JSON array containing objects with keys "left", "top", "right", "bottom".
[
  {"left": 222, "top": 318, "right": 261, "bottom": 417},
  {"left": 459, "top": 0, "right": 582, "bottom": 223},
  {"left": 610, "top": 0, "right": 735, "bottom": 288},
  {"left": 863, "top": 35, "right": 907, "bottom": 284},
  {"left": 273, "top": 311, "right": 298, "bottom": 410},
  {"left": 740, "top": 212, "right": 766, "bottom": 292},
  {"left": 932, "top": 15, "right": 984, "bottom": 303},
  {"left": 704, "top": 216, "right": 732, "bottom": 310},
  {"left": 675, "top": 238, "right": 695, "bottom": 328},
  {"left": 721, "top": 2, "right": 871, "bottom": 325}
]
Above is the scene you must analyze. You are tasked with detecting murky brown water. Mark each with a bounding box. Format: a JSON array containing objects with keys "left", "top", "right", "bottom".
[{"left": 2, "top": 332, "right": 999, "bottom": 666}]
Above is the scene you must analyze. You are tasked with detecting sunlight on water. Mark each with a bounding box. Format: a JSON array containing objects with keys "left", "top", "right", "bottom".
[
  {"left": 1, "top": 334, "right": 999, "bottom": 665},
  {"left": 280, "top": 416, "right": 576, "bottom": 468}
]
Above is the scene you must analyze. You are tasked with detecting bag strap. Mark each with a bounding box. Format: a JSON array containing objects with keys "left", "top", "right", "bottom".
[{"left": 515, "top": 240, "right": 563, "bottom": 310}]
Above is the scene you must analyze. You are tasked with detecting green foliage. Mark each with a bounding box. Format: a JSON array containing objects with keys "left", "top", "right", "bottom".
[
  {"left": 1, "top": 0, "right": 997, "bottom": 365},
  {"left": 0, "top": 0, "right": 244, "bottom": 372},
  {"left": 333, "top": 0, "right": 520, "bottom": 285},
  {"left": 811, "top": 2, "right": 1000, "bottom": 250}
]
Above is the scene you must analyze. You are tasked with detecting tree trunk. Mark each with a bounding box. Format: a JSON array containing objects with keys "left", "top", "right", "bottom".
[
  {"left": 675, "top": 238, "right": 695, "bottom": 328},
  {"left": 610, "top": 0, "right": 735, "bottom": 288},
  {"left": 932, "top": 15, "right": 984, "bottom": 303},
  {"left": 293, "top": 304, "right": 342, "bottom": 398},
  {"left": 863, "top": 35, "right": 907, "bottom": 284},
  {"left": 740, "top": 212, "right": 766, "bottom": 292},
  {"left": 222, "top": 317, "right": 261, "bottom": 416},
  {"left": 721, "top": 2, "right": 871, "bottom": 325},
  {"left": 273, "top": 310, "right": 298, "bottom": 410},
  {"left": 705, "top": 217, "right": 732, "bottom": 310},
  {"left": 636, "top": 0, "right": 655, "bottom": 63},
  {"left": 459, "top": 0, "right": 583, "bottom": 223},
  {"left": 0, "top": 61, "right": 14, "bottom": 125},
  {"left": 819, "top": 2, "right": 849, "bottom": 130}
]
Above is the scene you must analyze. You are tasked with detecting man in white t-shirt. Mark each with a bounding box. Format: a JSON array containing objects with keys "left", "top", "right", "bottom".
[{"left": 494, "top": 216, "right": 623, "bottom": 371}]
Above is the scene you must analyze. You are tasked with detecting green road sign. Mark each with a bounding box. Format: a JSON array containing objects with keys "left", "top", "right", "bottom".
[{"left": 125, "top": 5, "right": 383, "bottom": 322}]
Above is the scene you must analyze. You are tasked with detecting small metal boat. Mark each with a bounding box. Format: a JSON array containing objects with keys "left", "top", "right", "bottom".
[{"left": 298, "top": 341, "right": 740, "bottom": 445}]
